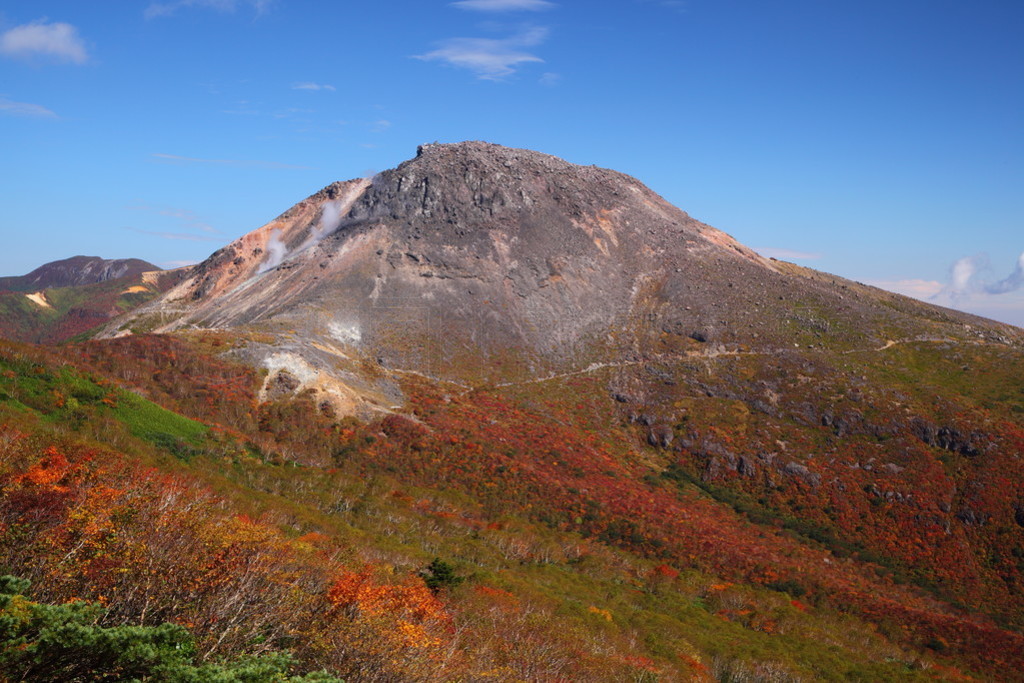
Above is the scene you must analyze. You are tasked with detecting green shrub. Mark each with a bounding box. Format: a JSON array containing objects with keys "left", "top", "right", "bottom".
[{"left": 0, "top": 576, "right": 340, "bottom": 682}]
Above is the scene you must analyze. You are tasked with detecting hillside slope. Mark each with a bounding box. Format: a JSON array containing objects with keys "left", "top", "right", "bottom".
[
  {"left": 21, "top": 141, "right": 1023, "bottom": 679},
  {"left": 0, "top": 260, "right": 185, "bottom": 344}
]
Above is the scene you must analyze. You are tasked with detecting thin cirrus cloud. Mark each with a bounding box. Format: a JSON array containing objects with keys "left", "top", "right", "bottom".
[
  {"left": 292, "top": 82, "right": 336, "bottom": 91},
  {"left": 450, "top": 0, "right": 555, "bottom": 10},
  {"left": 539, "top": 71, "right": 561, "bottom": 86},
  {"left": 127, "top": 204, "right": 220, "bottom": 234},
  {"left": 124, "top": 227, "right": 221, "bottom": 242},
  {"left": 0, "top": 97, "right": 58, "bottom": 119},
  {"left": 0, "top": 20, "right": 88, "bottom": 64},
  {"left": 416, "top": 26, "right": 549, "bottom": 80},
  {"left": 144, "top": 0, "right": 272, "bottom": 19},
  {"left": 151, "top": 153, "right": 312, "bottom": 170}
]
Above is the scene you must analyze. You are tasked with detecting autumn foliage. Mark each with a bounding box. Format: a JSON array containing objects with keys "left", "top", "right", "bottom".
[{"left": 2, "top": 333, "right": 1024, "bottom": 680}]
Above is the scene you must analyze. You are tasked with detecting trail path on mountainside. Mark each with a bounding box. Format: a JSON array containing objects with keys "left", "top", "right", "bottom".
[{"left": 464, "top": 336, "right": 1001, "bottom": 394}]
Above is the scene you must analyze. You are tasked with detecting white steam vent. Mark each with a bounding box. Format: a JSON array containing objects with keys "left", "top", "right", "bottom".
[
  {"left": 328, "top": 321, "right": 362, "bottom": 345},
  {"left": 258, "top": 229, "right": 288, "bottom": 274}
]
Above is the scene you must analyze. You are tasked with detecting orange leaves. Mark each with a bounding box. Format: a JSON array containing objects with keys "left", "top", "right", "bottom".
[
  {"left": 473, "top": 584, "right": 517, "bottom": 606},
  {"left": 16, "top": 446, "right": 72, "bottom": 489},
  {"left": 326, "top": 568, "right": 449, "bottom": 652},
  {"left": 328, "top": 568, "right": 446, "bottom": 625},
  {"left": 650, "top": 563, "right": 680, "bottom": 579}
]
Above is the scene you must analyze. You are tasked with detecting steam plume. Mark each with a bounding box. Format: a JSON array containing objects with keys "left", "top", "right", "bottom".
[
  {"left": 258, "top": 202, "right": 348, "bottom": 275},
  {"left": 311, "top": 200, "right": 344, "bottom": 243},
  {"left": 258, "top": 229, "right": 287, "bottom": 273}
]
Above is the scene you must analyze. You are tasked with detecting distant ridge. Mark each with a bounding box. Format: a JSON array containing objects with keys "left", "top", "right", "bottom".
[
  {"left": 0, "top": 256, "right": 185, "bottom": 344},
  {"left": 0, "top": 256, "right": 159, "bottom": 293}
]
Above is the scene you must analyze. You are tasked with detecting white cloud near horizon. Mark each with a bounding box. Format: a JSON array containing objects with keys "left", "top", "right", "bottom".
[
  {"left": 864, "top": 279, "right": 944, "bottom": 301},
  {"left": 416, "top": 26, "right": 549, "bottom": 80},
  {"left": 929, "top": 251, "right": 1024, "bottom": 303},
  {"left": 865, "top": 275, "right": 1024, "bottom": 328},
  {"left": 151, "top": 153, "right": 311, "bottom": 170},
  {"left": 145, "top": 0, "right": 272, "bottom": 19},
  {"left": 754, "top": 247, "right": 822, "bottom": 260},
  {"left": 450, "top": 0, "right": 555, "bottom": 11},
  {"left": 0, "top": 20, "right": 88, "bottom": 64},
  {"left": 0, "top": 97, "right": 58, "bottom": 118},
  {"left": 864, "top": 251, "right": 1024, "bottom": 328},
  {"left": 161, "top": 259, "right": 201, "bottom": 269},
  {"left": 292, "top": 82, "right": 336, "bottom": 91}
]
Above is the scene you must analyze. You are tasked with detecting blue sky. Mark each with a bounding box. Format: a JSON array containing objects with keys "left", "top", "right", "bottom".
[{"left": 2, "top": 0, "right": 1022, "bottom": 325}]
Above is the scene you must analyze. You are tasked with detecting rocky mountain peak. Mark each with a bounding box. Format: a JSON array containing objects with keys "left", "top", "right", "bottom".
[{"left": 101, "top": 143, "right": 1021, "bottom": 417}]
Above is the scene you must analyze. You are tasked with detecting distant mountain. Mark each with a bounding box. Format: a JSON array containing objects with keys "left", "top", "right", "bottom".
[
  {"left": 12, "top": 142, "right": 1023, "bottom": 678},
  {"left": 0, "top": 257, "right": 186, "bottom": 344},
  {"left": 0, "top": 255, "right": 159, "bottom": 292}
]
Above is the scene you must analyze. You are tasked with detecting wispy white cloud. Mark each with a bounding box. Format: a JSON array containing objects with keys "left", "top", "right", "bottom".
[
  {"left": 450, "top": 0, "right": 555, "bottom": 11},
  {"left": 415, "top": 26, "right": 549, "bottom": 80},
  {"left": 985, "top": 251, "right": 1024, "bottom": 295},
  {"left": 0, "top": 97, "right": 57, "bottom": 118},
  {"left": 127, "top": 204, "right": 220, "bottom": 234},
  {"left": 539, "top": 71, "right": 561, "bottom": 86},
  {"left": 145, "top": 0, "right": 272, "bottom": 20},
  {"left": 272, "top": 107, "right": 315, "bottom": 119},
  {"left": 151, "top": 153, "right": 312, "bottom": 170},
  {"left": 222, "top": 102, "right": 261, "bottom": 116},
  {"left": 0, "top": 20, "right": 88, "bottom": 64},
  {"left": 125, "top": 227, "right": 221, "bottom": 242},
  {"left": 292, "top": 82, "right": 336, "bottom": 91},
  {"left": 370, "top": 119, "right": 392, "bottom": 132},
  {"left": 755, "top": 247, "right": 823, "bottom": 260}
]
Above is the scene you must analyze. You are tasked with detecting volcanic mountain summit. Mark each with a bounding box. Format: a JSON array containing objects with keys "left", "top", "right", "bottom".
[
  {"left": 12, "top": 142, "right": 1024, "bottom": 678},
  {"left": 106, "top": 141, "right": 1020, "bottom": 410}
]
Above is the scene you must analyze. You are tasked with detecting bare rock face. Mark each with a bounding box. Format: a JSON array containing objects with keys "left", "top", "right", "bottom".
[
  {"left": 108, "top": 144, "right": 773, "bottom": 372},
  {"left": 105, "top": 141, "right": 1023, "bottom": 399}
]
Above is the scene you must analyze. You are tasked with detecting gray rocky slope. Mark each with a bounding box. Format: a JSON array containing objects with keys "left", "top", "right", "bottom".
[{"left": 102, "top": 142, "right": 1022, "bottom": 413}]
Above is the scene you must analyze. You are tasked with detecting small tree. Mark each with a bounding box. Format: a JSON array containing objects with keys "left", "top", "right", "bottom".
[{"left": 419, "top": 558, "right": 464, "bottom": 594}]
